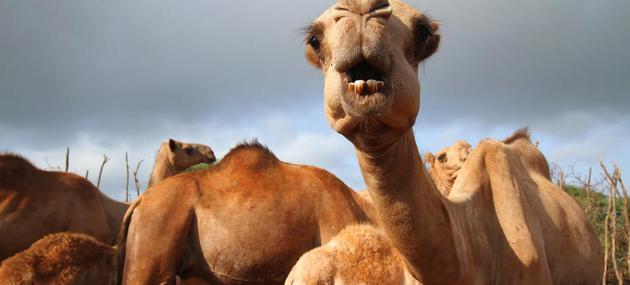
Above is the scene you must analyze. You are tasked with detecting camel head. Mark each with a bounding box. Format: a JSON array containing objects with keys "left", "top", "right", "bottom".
[
  {"left": 166, "top": 139, "right": 216, "bottom": 170},
  {"left": 425, "top": 140, "right": 472, "bottom": 194},
  {"left": 305, "top": 0, "right": 440, "bottom": 149}
]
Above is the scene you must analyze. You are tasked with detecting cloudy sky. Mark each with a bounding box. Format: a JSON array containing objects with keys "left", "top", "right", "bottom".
[{"left": 1, "top": 0, "right": 628, "bottom": 200}]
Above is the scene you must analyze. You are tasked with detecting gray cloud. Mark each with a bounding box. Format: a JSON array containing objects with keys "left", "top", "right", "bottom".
[{"left": 1, "top": 0, "right": 629, "bottom": 195}]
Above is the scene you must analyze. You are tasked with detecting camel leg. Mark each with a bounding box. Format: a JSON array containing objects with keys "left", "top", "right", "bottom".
[{"left": 122, "top": 180, "right": 198, "bottom": 284}]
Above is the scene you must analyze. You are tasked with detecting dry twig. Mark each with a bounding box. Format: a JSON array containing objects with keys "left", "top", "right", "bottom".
[
  {"left": 96, "top": 155, "right": 110, "bottom": 189},
  {"left": 132, "top": 159, "right": 144, "bottom": 198}
]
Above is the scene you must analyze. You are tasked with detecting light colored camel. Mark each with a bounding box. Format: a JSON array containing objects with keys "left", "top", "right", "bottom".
[
  {"left": 118, "top": 142, "right": 377, "bottom": 284},
  {"left": 303, "top": 0, "right": 602, "bottom": 284},
  {"left": 425, "top": 140, "right": 472, "bottom": 196},
  {"left": 0, "top": 233, "right": 117, "bottom": 285},
  {"left": 0, "top": 139, "right": 214, "bottom": 261},
  {"left": 285, "top": 131, "right": 544, "bottom": 284},
  {"left": 286, "top": 224, "right": 419, "bottom": 285},
  {"left": 148, "top": 139, "right": 216, "bottom": 187}
]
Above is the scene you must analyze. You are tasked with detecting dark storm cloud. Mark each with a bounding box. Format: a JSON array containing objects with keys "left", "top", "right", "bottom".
[
  {"left": 418, "top": 0, "right": 630, "bottom": 131},
  {"left": 1, "top": 0, "right": 628, "bottom": 148},
  {"left": 0, "top": 0, "right": 328, "bottom": 146}
]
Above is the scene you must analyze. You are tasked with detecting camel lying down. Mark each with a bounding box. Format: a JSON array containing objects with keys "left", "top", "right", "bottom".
[
  {"left": 0, "top": 233, "right": 117, "bottom": 285},
  {"left": 286, "top": 224, "right": 419, "bottom": 285}
]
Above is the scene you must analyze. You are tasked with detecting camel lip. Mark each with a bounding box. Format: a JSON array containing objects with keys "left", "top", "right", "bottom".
[{"left": 345, "top": 60, "right": 386, "bottom": 83}]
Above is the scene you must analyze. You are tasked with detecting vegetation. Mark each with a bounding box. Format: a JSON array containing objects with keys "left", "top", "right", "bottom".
[{"left": 560, "top": 163, "right": 629, "bottom": 284}]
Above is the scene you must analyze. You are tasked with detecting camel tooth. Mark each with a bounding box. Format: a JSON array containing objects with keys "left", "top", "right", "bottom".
[
  {"left": 347, "top": 82, "right": 355, "bottom": 93},
  {"left": 354, "top": 80, "right": 366, "bottom": 95},
  {"left": 377, "top": 81, "right": 385, "bottom": 90},
  {"left": 366, "top": 80, "right": 378, "bottom": 94}
]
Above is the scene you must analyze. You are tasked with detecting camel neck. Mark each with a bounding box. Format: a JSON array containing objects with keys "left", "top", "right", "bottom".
[
  {"left": 148, "top": 147, "right": 177, "bottom": 188},
  {"left": 355, "top": 130, "right": 461, "bottom": 284}
]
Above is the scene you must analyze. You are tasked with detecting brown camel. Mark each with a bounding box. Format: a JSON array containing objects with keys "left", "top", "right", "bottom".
[
  {"left": 303, "top": 0, "right": 602, "bottom": 284},
  {"left": 0, "top": 139, "right": 214, "bottom": 261},
  {"left": 0, "top": 154, "right": 125, "bottom": 261},
  {"left": 425, "top": 140, "right": 472, "bottom": 196},
  {"left": 0, "top": 233, "right": 117, "bottom": 285},
  {"left": 118, "top": 141, "right": 377, "bottom": 284},
  {"left": 148, "top": 139, "right": 216, "bottom": 187}
]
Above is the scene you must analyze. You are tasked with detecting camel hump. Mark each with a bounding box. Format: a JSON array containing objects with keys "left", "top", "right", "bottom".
[
  {"left": 220, "top": 140, "right": 279, "bottom": 171},
  {"left": 0, "top": 153, "right": 37, "bottom": 173},
  {"left": 502, "top": 127, "right": 531, "bottom": 145}
]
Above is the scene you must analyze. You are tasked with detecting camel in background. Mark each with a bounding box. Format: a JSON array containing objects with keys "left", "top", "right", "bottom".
[
  {"left": 148, "top": 139, "right": 216, "bottom": 187},
  {"left": 0, "top": 139, "right": 214, "bottom": 261},
  {"left": 425, "top": 140, "right": 472, "bottom": 196},
  {"left": 0, "top": 233, "right": 117, "bottom": 285},
  {"left": 118, "top": 141, "right": 377, "bottom": 284},
  {"left": 300, "top": 0, "right": 602, "bottom": 283}
]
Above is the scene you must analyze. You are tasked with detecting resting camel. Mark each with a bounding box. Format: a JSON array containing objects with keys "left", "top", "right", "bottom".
[
  {"left": 425, "top": 140, "right": 472, "bottom": 196},
  {"left": 0, "top": 233, "right": 117, "bottom": 285},
  {"left": 0, "top": 139, "right": 214, "bottom": 261},
  {"left": 119, "top": 141, "right": 377, "bottom": 284},
  {"left": 286, "top": 224, "right": 418, "bottom": 285},
  {"left": 301, "top": 0, "right": 602, "bottom": 284}
]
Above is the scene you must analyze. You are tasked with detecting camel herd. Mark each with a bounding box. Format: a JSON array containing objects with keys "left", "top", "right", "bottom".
[{"left": 0, "top": 0, "right": 603, "bottom": 284}]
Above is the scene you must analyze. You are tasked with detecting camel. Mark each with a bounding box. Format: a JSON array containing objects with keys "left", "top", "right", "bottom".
[
  {"left": 302, "top": 0, "right": 602, "bottom": 284},
  {"left": 425, "top": 141, "right": 472, "bottom": 196},
  {"left": 0, "top": 139, "right": 214, "bottom": 261},
  {"left": 285, "top": 224, "right": 419, "bottom": 285},
  {"left": 148, "top": 139, "right": 216, "bottom": 187},
  {"left": 118, "top": 141, "right": 377, "bottom": 284},
  {"left": 0, "top": 233, "right": 117, "bottom": 285}
]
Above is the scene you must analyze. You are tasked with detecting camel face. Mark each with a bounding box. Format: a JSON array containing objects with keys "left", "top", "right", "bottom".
[
  {"left": 425, "top": 141, "right": 472, "bottom": 195},
  {"left": 167, "top": 139, "right": 216, "bottom": 170},
  {"left": 306, "top": 0, "right": 440, "bottom": 142}
]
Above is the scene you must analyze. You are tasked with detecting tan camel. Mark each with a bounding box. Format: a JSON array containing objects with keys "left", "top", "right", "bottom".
[
  {"left": 303, "top": 0, "right": 602, "bottom": 284},
  {"left": 0, "top": 139, "right": 214, "bottom": 261},
  {"left": 285, "top": 132, "right": 548, "bottom": 284},
  {"left": 0, "top": 233, "right": 117, "bottom": 285},
  {"left": 425, "top": 141, "right": 472, "bottom": 196},
  {"left": 118, "top": 141, "right": 377, "bottom": 284},
  {"left": 286, "top": 224, "right": 419, "bottom": 285},
  {"left": 148, "top": 139, "right": 216, "bottom": 187}
]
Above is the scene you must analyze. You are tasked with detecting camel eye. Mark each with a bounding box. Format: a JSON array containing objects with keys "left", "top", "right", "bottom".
[
  {"left": 308, "top": 35, "right": 321, "bottom": 50},
  {"left": 415, "top": 23, "right": 431, "bottom": 45},
  {"left": 185, "top": 148, "right": 193, "bottom": 155},
  {"left": 437, "top": 153, "right": 447, "bottom": 163}
]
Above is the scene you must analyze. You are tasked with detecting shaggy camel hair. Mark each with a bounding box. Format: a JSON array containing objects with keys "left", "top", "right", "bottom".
[
  {"left": 0, "top": 139, "right": 214, "bottom": 261},
  {"left": 118, "top": 141, "right": 377, "bottom": 284},
  {"left": 0, "top": 233, "right": 117, "bottom": 285},
  {"left": 425, "top": 140, "right": 473, "bottom": 196},
  {"left": 303, "top": 0, "right": 602, "bottom": 283},
  {"left": 286, "top": 224, "right": 419, "bottom": 285}
]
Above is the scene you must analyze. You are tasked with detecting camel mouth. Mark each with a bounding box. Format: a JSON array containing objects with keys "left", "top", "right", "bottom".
[
  {"left": 345, "top": 60, "right": 387, "bottom": 96},
  {"left": 340, "top": 60, "right": 392, "bottom": 118}
]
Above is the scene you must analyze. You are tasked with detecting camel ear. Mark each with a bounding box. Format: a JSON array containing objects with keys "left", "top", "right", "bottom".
[
  {"left": 424, "top": 152, "right": 436, "bottom": 166},
  {"left": 415, "top": 20, "right": 440, "bottom": 62},
  {"left": 168, "top": 139, "right": 179, "bottom": 151}
]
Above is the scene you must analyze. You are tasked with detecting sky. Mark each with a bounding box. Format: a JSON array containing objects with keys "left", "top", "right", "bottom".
[{"left": 1, "top": 0, "right": 629, "bottom": 200}]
